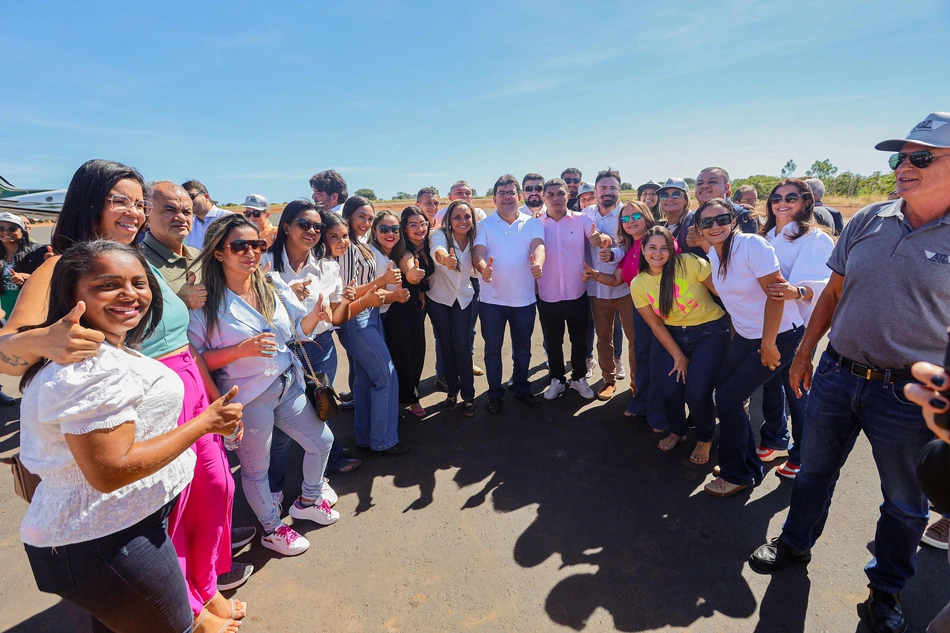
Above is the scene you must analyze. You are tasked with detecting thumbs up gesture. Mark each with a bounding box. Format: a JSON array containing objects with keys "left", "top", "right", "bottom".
[
  {"left": 406, "top": 256, "right": 425, "bottom": 284},
  {"left": 261, "top": 260, "right": 273, "bottom": 274},
  {"left": 581, "top": 262, "right": 598, "bottom": 282},
  {"left": 392, "top": 280, "right": 411, "bottom": 304},
  {"left": 290, "top": 278, "right": 312, "bottom": 301},
  {"left": 177, "top": 270, "right": 208, "bottom": 309},
  {"left": 481, "top": 256, "right": 494, "bottom": 283},
  {"left": 589, "top": 229, "right": 603, "bottom": 247},
  {"left": 364, "top": 284, "right": 386, "bottom": 307},
  {"left": 599, "top": 242, "right": 613, "bottom": 263},
  {"left": 529, "top": 253, "right": 542, "bottom": 279},
  {"left": 343, "top": 279, "right": 357, "bottom": 301},
  {"left": 444, "top": 247, "right": 458, "bottom": 271},
  {"left": 310, "top": 293, "right": 332, "bottom": 322},
  {"left": 382, "top": 260, "right": 402, "bottom": 285},
  {"left": 48, "top": 301, "right": 106, "bottom": 364}
]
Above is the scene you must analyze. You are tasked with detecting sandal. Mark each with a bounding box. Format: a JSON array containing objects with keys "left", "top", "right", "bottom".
[
  {"left": 206, "top": 593, "right": 246, "bottom": 620},
  {"left": 335, "top": 458, "right": 361, "bottom": 474},
  {"left": 703, "top": 476, "right": 749, "bottom": 498},
  {"left": 194, "top": 608, "right": 241, "bottom": 633},
  {"left": 658, "top": 434, "right": 685, "bottom": 452},
  {"left": 409, "top": 404, "right": 426, "bottom": 418},
  {"left": 444, "top": 395, "right": 458, "bottom": 411},
  {"left": 690, "top": 441, "right": 712, "bottom": 465}
]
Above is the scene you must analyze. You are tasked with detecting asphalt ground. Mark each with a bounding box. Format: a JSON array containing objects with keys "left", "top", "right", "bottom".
[{"left": 1, "top": 224, "right": 948, "bottom": 632}]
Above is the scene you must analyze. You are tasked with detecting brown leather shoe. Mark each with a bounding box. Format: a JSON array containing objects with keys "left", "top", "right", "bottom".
[{"left": 597, "top": 384, "right": 616, "bottom": 401}]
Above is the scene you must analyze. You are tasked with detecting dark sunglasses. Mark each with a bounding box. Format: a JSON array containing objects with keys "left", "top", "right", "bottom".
[
  {"left": 768, "top": 193, "right": 801, "bottom": 204},
  {"left": 658, "top": 190, "right": 684, "bottom": 200},
  {"left": 696, "top": 213, "right": 734, "bottom": 230},
  {"left": 523, "top": 185, "right": 544, "bottom": 193},
  {"left": 295, "top": 220, "right": 324, "bottom": 232},
  {"left": 620, "top": 212, "right": 644, "bottom": 223},
  {"left": 377, "top": 225, "right": 400, "bottom": 235},
  {"left": 889, "top": 150, "right": 940, "bottom": 170},
  {"left": 227, "top": 239, "right": 268, "bottom": 254},
  {"left": 562, "top": 177, "right": 581, "bottom": 184},
  {"left": 244, "top": 210, "right": 266, "bottom": 218}
]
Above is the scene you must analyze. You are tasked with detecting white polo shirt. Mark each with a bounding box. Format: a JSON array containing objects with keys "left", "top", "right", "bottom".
[{"left": 474, "top": 211, "right": 544, "bottom": 308}]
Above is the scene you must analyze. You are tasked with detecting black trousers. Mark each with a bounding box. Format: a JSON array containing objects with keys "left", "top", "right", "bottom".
[
  {"left": 383, "top": 300, "right": 427, "bottom": 404},
  {"left": 537, "top": 293, "right": 590, "bottom": 383}
]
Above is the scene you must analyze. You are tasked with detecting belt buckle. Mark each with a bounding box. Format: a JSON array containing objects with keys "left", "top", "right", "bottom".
[{"left": 862, "top": 366, "right": 873, "bottom": 380}]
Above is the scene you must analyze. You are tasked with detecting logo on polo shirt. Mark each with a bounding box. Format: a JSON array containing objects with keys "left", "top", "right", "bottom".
[{"left": 925, "top": 250, "right": 950, "bottom": 264}]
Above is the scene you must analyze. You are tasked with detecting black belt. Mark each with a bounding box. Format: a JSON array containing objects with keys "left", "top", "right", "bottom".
[{"left": 826, "top": 345, "right": 913, "bottom": 383}]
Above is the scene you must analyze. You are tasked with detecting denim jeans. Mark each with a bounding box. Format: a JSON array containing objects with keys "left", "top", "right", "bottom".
[
  {"left": 24, "top": 500, "right": 193, "bottom": 633},
  {"left": 625, "top": 308, "right": 667, "bottom": 429},
  {"left": 437, "top": 279, "right": 480, "bottom": 378},
  {"left": 654, "top": 316, "right": 730, "bottom": 441},
  {"left": 760, "top": 357, "right": 810, "bottom": 464},
  {"left": 779, "top": 351, "right": 932, "bottom": 594},
  {"left": 238, "top": 370, "right": 334, "bottom": 533},
  {"left": 715, "top": 326, "right": 804, "bottom": 486},
  {"left": 537, "top": 294, "right": 589, "bottom": 383},
  {"left": 336, "top": 307, "right": 400, "bottom": 451},
  {"left": 428, "top": 298, "right": 475, "bottom": 401},
  {"left": 269, "top": 331, "right": 345, "bottom": 493},
  {"left": 480, "top": 301, "right": 536, "bottom": 399}
]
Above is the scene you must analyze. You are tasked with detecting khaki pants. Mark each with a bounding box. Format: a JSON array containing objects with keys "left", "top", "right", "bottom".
[{"left": 590, "top": 295, "right": 635, "bottom": 390}]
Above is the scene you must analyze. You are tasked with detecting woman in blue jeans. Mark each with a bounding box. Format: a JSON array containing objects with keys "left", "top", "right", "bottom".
[
  {"left": 693, "top": 198, "right": 804, "bottom": 498},
  {"left": 629, "top": 226, "right": 729, "bottom": 465},
  {"left": 331, "top": 199, "right": 408, "bottom": 456}
]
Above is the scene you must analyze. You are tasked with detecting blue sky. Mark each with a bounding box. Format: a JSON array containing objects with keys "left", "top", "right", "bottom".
[{"left": 2, "top": 0, "right": 948, "bottom": 204}]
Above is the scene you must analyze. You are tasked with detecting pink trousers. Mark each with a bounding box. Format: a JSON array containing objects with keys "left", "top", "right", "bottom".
[{"left": 163, "top": 351, "right": 235, "bottom": 617}]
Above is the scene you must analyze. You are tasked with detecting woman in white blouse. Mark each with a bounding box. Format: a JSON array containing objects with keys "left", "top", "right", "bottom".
[
  {"left": 367, "top": 209, "right": 411, "bottom": 317},
  {"left": 757, "top": 179, "right": 835, "bottom": 479},
  {"left": 429, "top": 200, "right": 478, "bottom": 415},
  {"left": 19, "top": 240, "right": 242, "bottom": 633},
  {"left": 188, "top": 214, "right": 343, "bottom": 557}
]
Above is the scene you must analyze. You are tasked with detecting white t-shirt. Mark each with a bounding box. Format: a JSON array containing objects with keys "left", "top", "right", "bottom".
[
  {"left": 369, "top": 243, "right": 396, "bottom": 314},
  {"left": 707, "top": 232, "right": 800, "bottom": 339},
  {"left": 428, "top": 229, "right": 476, "bottom": 309},
  {"left": 474, "top": 212, "right": 544, "bottom": 307},
  {"left": 262, "top": 248, "right": 344, "bottom": 333},
  {"left": 765, "top": 223, "right": 835, "bottom": 326},
  {"left": 19, "top": 344, "right": 195, "bottom": 547}
]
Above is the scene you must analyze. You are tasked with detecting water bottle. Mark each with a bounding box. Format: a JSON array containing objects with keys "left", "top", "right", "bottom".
[
  {"left": 223, "top": 427, "right": 242, "bottom": 451},
  {"left": 262, "top": 327, "right": 279, "bottom": 377}
]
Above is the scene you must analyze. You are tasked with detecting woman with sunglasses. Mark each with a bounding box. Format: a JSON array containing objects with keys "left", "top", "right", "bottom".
[
  {"left": 242, "top": 194, "right": 277, "bottom": 248},
  {"left": 0, "top": 211, "right": 40, "bottom": 319},
  {"left": 694, "top": 198, "right": 804, "bottom": 497},
  {"left": 368, "top": 210, "right": 411, "bottom": 319},
  {"left": 630, "top": 226, "right": 729, "bottom": 464},
  {"left": 656, "top": 179, "right": 692, "bottom": 246},
  {"left": 0, "top": 160, "right": 250, "bottom": 630},
  {"left": 188, "top": 214, "right": 342, "bottom": 556},
  {"left": 757, "top": 179, "right": 834, "bottom": 479},
  {"left": 336, "top": 197, "right": 407, "bottom": 456},
  {"left": 428, "top": 200, "right": 478, "bottom": 415},
  {"left": 385, "top": 206, "right": 435, "bottom": 418}
]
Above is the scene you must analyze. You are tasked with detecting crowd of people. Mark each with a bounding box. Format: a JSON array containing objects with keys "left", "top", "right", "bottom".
[{"left": 2, "top": 110, "right": 950, "bottom": 633}]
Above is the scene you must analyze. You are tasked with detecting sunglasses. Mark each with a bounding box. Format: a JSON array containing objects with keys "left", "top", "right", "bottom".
[
  {"left": 888, "top": 150, "right": 943, "bottom": 170},
  {"left": 563, "top": 177, "right": 581, "bottom": 184},
  {"left": 227, "top": 239, "right": 268, "bottom": 254},
  {"left": 295, "top": 220, "right": 324, "bottom": 232},
  {"left": 244, "top": 210, "right": 266, "bottom": 218},
  {"left": 523, "top": 185, "right": 544, "bottom": 193},
  {"left": 377, "top": 225, "right": 400, "bottom": 235},
  {"left": 769, "top": 193, "right": 801, "bottom": 204},
  {"left": 620, "top": 212, "right": 644, "bottom": 223},
  {"left": 658, "top": 190, "right": 684, "bottom": 200},
  {"left": 696, "top": 213, "right": 734, "bottom": 230}
]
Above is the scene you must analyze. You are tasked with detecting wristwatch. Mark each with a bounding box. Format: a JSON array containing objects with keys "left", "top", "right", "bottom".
[{"left": 797, "top": 286, "right": 806, "bottom": 299}]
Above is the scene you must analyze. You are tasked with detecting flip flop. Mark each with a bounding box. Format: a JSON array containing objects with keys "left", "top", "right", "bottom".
[
  {"left": 658, "top": 434, "right": 685, "bottom": 451},
  {"left": 229, "top": 599, "right": 247, "bottom": 620}
]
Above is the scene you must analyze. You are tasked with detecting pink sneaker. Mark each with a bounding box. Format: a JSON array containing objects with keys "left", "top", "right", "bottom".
[
  {"left": 776, "top": 462, "right": 801, "bottom": 479},
  {"left": 260, "top": 524, "right": 309, "bottom": 556}
]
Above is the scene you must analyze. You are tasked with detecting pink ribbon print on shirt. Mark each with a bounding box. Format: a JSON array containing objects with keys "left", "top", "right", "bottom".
[{"left": 647, "top": 278, "right": 700, "bottom": 318}]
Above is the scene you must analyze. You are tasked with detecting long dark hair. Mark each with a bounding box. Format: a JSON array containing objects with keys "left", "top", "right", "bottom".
[
  {"left": 615, "top": 200, "right": 657, "bottom": 252},
  {"left": 51, "top": 159, "right": 146, "bottom": 253},
  {"left": 20, "top": 240, "right": 163, "bottom": 389},
  {"left": 440, "top": 200, "right": 478, "bottom": 256},
  {"left": 760, "top": 177, "right": 818, "bottom": 242},
  {"left": 320, "top": 212, "right": 347, "bottom": 260},
  {"left": 637, "top": 226, "right": 680, "bottom": 319},
  {"left": 341, "top": 195, "right": 374, "bottom": 261},
  {"left": 270, "top": 199, "right": 326, "bottom": 272},
  {"left": 696, "top": 198, "right": 739, "bottom": 277},
  {"left": 368, "top": 209, "right": 401, "bottom": 255},
  {"left": 390, "top": 206, "right": 431, "bottom": 267}
]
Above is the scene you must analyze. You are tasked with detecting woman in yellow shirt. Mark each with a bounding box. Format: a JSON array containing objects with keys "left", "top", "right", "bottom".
[{"left": 629, "top": 226, "right": 730, "bottom": 465}]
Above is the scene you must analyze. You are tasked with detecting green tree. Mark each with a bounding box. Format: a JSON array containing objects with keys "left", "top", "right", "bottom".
[
  {"left": 620, "top": 182, "right": 634, "bottom": 191},
  {"left": 485, "top": 186, "right": 494, "bottom": 197},
  {"left": 780, "top": 159, "right": 797, "bottom": 178},
  {"left": 471, "top": 188, "right": 478, "bottom": 197},
  {"left": 684, "top": 177, "right": 696, "bottom": 188},
  {"left": 393, "top": 191, "right": 413, "bottom": 200},
  {"left": 805, "top": 159, "right": 838, "bottom": 182},
  {"left": 355, "top": 188, "right": 377, "bottom": 201},
  {"left": 732, "top": 175, "right": 781, "bottom": 200}
]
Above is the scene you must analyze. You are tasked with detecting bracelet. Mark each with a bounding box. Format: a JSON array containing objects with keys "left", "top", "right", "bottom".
[
  {"left": 356, "top": 297, "right": 363, "bottom": 311},
  {"left": 761, "top": 344, "right": 778, "bottom": 349}
]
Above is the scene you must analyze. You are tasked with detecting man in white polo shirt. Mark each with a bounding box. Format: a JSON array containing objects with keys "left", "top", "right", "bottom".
[{"left": 473, "top": 174, "right": 546, "bottom": 414}]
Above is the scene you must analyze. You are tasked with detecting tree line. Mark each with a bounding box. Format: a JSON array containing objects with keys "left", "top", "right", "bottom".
[{"left": 733, "top": 159, "right": 896, "bottom": 199}]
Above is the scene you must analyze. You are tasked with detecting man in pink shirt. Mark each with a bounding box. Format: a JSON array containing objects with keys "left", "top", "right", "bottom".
[{"left": 537, "top": 178, "right": 596, "bottom": 400}]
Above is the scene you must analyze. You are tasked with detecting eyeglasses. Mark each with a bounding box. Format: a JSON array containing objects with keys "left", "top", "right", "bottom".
[
  {"left": 658, "top": 191, "right": 684, "bottom": 200},
  {"left": 377, "top": 225, "right": 399, "bottom": 235},
  {"left": 696, "top": 213, "right": 734, "bottom": 230},
  {"left": 620, "top": 213, "right": 644, "bottom": 223},
  {"left": 495, "top": 190, "right": 518, "bottom": 198},
  {"left": 244, "top": 210, "right": 266, "bottom": 218},
  {"left": 562, "top": 177, "right": 581, "bottom": 184},
  {"left": 523, "top": 185, "right": 544, "bottom": 193},
  {"left": 226, "top": 239, "right": 268, "bottom": 254},
  {"left": 107, "top": 194, "right": 153, "bottom": 216},
  {"left": 888, "top": 150, "right": 945, "bottom": 170},
  {"left": 0, "top": 224, "right": 21, "bottom": 234},
  {"left": 407, "top": 221, "right": 429, "bottom": 231},
  {"left": 768, "top": 193, "right": 801, "bottom": 204},
  {"left": 295, "top": 220, "right": 324, "bottom": 232}
]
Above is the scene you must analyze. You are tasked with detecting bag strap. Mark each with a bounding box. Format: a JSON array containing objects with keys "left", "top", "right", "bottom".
[{"left": 273, "top": 290, "right": 320, "bottom": 382}]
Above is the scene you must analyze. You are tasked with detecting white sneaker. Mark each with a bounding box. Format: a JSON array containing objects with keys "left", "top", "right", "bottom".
[
  {"left": 543, "top": 378, "right": 566, "bottom": 400},
  {"left": 261, "top": 524, "right": 309, "bottom": 556},
  {"left": 614, "top": 357, "right": 626, "bottom": 380},
  {"left": 570, "top": 378, "right": 595, "bottom": 400},
  {"left": 289, "top": 498, "right": 340, "bottom": 526},
  {"left": 321, "top": 477, "right": 338, "bottom": 507},
  {"left": 586, "top": 357, "right": 596, "bottom": 379}
]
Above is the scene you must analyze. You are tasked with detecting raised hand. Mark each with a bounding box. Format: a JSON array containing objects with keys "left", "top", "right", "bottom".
[
  {"left": 43, "top": 245, "right": 55, "bottom": 261},
  {"left": 290, "top": 278, "right": 312, "bottom": 302},
  {"left": 343, "top": 279, "right": 357, "bottom": 301},
  {"left": 177, "top": 271, "right": 208, "bottom": 309},
  {"left": 392, "top": 281, "right": 410, "bottom": 304},
  {"left": 382, "top": 260, "right": 402, "bottom": 285},
  {"left": 589, "top": 229, "right": 603, "bottom": 248},
  {"left": 261, "top": 260, "right": 273, "bottom": 274},
  {"left": 581, "top": 262, "right": 598, "bottom": 282},
  {"left": 46, "top": 301, "right": 106, "bottom": 364},
  {"left": 481, "top": 256, "right": 494, "bottom": 283},
  {"left": 443, "top": 247, "right": 458, "bottom": 270},
  {"left": 599, "top": 243, "right": 613, "bottom": 263},
  {"left": 529, "top": 254, "right": 542, "bottom": 279},
  {"left": 406, "top": 256, "right": 425, "bottom": 284},
  {"left": 308, "top": 293, "right": 331, "bottom": 322},
  {"left": 202, "top": 385, "right": 243, "bottom": 437}
]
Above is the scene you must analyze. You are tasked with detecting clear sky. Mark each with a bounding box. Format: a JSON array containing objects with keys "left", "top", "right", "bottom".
[{"left": 2, "top": 0, "right": 948, "bottom": 204}]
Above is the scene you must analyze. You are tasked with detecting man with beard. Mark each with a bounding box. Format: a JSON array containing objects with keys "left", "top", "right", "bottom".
[
  {"left": 182, "top": 180, "right": 229, "bottom": 250},
  {"left": 561, "top": 167, "right": 583, "bottom": 211},
  {"left": 310, "top": 169, "right": 348, "bottom": 214},
  {"left": 519, "top": 173, "right": 546, "bottom": 218}
]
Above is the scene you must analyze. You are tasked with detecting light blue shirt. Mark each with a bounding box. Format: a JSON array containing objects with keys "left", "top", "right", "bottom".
[
  {"left": 185, "top": 206, "right": 230, "bottom": 250},
  {"left": 582, "top": 204, "right": 630, "bottom": 300}
]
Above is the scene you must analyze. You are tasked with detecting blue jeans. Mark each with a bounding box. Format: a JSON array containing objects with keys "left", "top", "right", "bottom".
[
  {"left": 336, "top": 307, "right": 400, "bottom": 451},
  {"left": 655, "top": 316, "right": 730, "bottom": 441},
  {"left": 480, "top": 301, "right": 536, "bottom": 399},
  {"left": 715, "top": 326, "right": 803, "bottom": 486},
  {"left": 624, "top": 309, "right": 667, "bottom": 430},
  {"left": 760, "top": 357, "right": 810, "bottom": 464},
  {"left": 238, "top": 370, "right": 334, "bottom": 533},
  {"left": 428, "top": 299, "right": 475, "bottom": 401},
  {"left": 269, "top": 331, "right": 345, "bottom": 493},
  {"left": 436, "top": 279, "right": 480, "bottom": 378},
  {"left": 780, "top": 351, "right": 932, "bottom": 593},
  {"left": 24, "top": 500, "right": 192, "bottom": 633}
]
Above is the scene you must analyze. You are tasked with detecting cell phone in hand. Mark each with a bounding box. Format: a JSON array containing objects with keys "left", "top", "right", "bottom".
[{"left": 936, "top": 327, "right": 950, "bottom": 430}]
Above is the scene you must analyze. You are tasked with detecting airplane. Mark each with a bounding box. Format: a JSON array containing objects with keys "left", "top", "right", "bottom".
[{"left": 0, "top": 175, "right": 65, "bottom": 218}]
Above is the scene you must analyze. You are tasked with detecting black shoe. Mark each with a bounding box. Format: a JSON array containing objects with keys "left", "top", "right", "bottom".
[
  {"left": 462, "top": 402, "right": 476, "bottom": 417},
  {"left": 444, "top": 395, "right": 457, "bottom": 411},
  {"left": 338, "top": 391, "right": 354, "bottom": 403},
  {"left": 506, "top": 378, "right": 514, "bottom": 390},
  {"left": 373, "top": 443, "right": 410, "bottom": 457},
  {"left": 865, "top": 588, "right": 907, "bottom": 633},
  {"left": 433, "top": 377, "right": 448, "bottom": 393},
  {"left": 749, "top": 537, "right": 811, "bottom": 573},
  {"left": 487, "top": 398, "right": 503, "bottom": 414},
  {"left": 514, "top": 393, "right": 540, "bottom": 409},
  {"left": 0, "top": 391, "right": 16, "bottom": 407}
]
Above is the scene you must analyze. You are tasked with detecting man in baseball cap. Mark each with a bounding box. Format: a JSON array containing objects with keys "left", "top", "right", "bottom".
[{"left": 244, "top": 193, "right": 277, "bottom": 247}]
